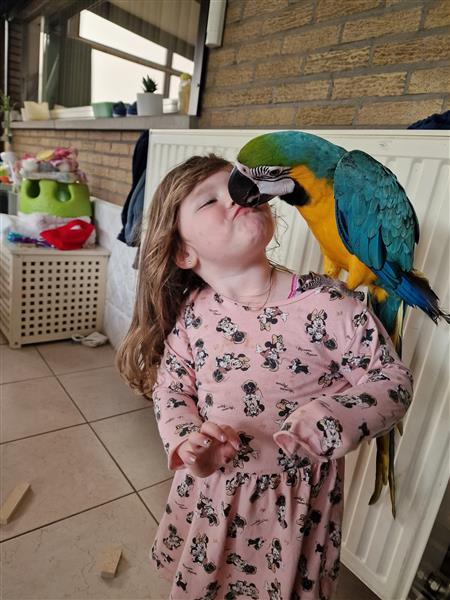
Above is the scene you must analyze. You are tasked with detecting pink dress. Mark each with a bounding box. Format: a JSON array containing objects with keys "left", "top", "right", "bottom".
[{"left": 150, "top": 272, "right": 412, "bottom": 600}]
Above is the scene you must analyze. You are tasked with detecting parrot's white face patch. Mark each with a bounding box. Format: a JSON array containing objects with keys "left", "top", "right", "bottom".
[
  {"left": 235, "top": 161, "right": 295, "bottom": 197},
  {"left": 257, "top": 178, "right": 295, "bottom": 196}
]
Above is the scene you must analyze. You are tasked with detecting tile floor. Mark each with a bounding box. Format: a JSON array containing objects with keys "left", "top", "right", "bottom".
[{"left": 0, "top": 335, "right": 379, "bottom": 599}]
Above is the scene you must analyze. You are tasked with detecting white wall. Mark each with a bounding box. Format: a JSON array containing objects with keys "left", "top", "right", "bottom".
[{"left": 93, "top": 198, "right": 137, "bottom": 350}]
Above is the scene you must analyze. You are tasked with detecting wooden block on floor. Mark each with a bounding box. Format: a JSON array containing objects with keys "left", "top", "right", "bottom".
[
  {"left": 99, "top": 545, "right": 122, "bottom": 579},
  {"left": 0, "top": 482, "right": 31, "bottom": 525}
]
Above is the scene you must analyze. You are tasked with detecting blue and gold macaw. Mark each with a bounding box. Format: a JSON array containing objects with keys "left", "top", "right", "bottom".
[{"left": 228, "top": 130, "right": 450, "bottom": 518}]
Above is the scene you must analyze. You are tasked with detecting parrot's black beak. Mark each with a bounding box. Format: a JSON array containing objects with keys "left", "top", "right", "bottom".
[{"left": 228, "top": 167, "right": 273, "bottom": 207}]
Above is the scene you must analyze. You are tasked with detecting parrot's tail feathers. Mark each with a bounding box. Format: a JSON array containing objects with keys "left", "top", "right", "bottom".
[
  {"left": 391, "top": 301, "right": 404, "bottom": 356},
  {"left": 399, "top": 269, "right": 450, "bottom": 325}
]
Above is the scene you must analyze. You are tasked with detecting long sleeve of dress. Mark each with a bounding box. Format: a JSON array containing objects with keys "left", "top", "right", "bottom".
[
  {"left": 152, "top": 310, "right": 204, "bottom": 471},
  {"left": 273, "top": 302, "right": 413, "bottom": 463}
]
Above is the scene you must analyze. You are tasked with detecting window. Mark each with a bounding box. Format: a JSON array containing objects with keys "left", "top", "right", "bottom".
[{"left": 38, "top": 0, "right": 203, "bottom": 112}]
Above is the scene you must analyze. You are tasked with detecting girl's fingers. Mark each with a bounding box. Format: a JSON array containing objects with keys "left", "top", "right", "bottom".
[
  {"left": 200, "top": 421, "right": 227, "bottom": 443},
  {"left": 188, "top": 431, "right": 214, "bottom": 450},
  {"left": 220, "top": 425, "right": 241, "bottom": 451},
  {"left": 176, "top": 442, "right": 197, "bottom": 465},
  {"left": 223, "top": 448, "right": 236, "bottom": 463},
  {"left": 200, "top": 422, "right": 241, "bottom": 450},
  {"left": 183, "top": 450, "right": 197, "bottom": 464}
]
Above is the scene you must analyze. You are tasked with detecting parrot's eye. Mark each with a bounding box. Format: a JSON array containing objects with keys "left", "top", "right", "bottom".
[{"left": 269, "top": 168, "right": 284, "bottom": 178}]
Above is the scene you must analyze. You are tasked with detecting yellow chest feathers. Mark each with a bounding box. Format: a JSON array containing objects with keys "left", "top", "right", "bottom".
[{"left": 289, "top": 165, "right": 348, "bottom": 263}]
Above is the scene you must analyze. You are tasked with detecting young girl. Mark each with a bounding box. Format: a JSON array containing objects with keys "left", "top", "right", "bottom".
[{"left": 117, "top": 155, "right": 413, "bottom": 600}]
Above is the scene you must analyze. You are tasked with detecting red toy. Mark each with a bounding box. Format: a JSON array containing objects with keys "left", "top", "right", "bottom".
[{"left": 40, "top": 219, "right": 94, "bottom": 250}]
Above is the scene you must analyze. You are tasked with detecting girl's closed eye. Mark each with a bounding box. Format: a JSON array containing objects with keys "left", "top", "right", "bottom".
[{"left": 199, "top": 198, "right": 217, "bottom": 209}]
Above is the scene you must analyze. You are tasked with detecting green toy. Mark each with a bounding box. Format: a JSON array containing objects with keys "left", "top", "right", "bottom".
[{"left": 19, "top": 179, "right": 92, "bottom": 217}]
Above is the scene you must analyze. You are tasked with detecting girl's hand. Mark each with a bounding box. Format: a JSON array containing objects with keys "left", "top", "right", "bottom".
[{"left": 177, "top": 422, "right": 241, "bottom": 478}]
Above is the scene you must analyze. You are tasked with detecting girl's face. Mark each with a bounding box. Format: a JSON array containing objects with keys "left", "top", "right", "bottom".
[{"left": 177, "top": 169, "right": 274, "bottom": 272}]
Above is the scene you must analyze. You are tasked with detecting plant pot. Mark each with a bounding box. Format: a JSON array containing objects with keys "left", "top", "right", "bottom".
[
  {"left": 91, "top": 102, "right": 114, "bottom": 118},
  {"left": 136, "top": 93, "right": 163, "bottom": 116}
]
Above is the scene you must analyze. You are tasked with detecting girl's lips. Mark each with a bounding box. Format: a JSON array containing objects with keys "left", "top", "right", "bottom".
[{"left": 234, "top": 206, "right": 254, "bottom": 219}]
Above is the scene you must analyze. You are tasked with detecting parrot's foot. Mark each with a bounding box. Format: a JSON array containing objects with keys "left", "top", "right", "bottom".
[
  {"left": 322, "top": 255, "right": 341, "bottom": 279},
  {"left": 368, "top": 284, "right": 389, "bottom": 303},
  {"left": 346, "top": 255, "right": 377, "bottom": 291},
  {"left": 324, "top": 267, "right": 342, "bottom": 279}
]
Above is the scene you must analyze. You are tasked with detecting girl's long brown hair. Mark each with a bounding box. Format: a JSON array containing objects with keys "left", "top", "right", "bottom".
[{"left": 116, "top": 154, "right": 232, "bottom": 397}]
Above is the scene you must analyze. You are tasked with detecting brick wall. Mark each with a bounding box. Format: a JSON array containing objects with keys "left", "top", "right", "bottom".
[
  {"left": 199, "top": 0, "right": 450, "bottom": 128},
  {"left": 11, "top": 129, "right": 138, "bottom": 206}
]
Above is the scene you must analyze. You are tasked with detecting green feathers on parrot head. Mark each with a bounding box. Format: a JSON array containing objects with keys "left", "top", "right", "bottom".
[
  {"left": 236, "top": 130, "right": 346, "bottom": 180},
  {"left": 237, "top": 132, "right": 295, "bottom": 168}
]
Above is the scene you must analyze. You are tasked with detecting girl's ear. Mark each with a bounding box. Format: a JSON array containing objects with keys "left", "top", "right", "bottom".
[{"left": 175, "top": 245, "right": 198, "bottom": 270}]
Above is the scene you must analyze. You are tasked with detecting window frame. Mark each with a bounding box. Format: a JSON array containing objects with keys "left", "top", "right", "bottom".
[{"left": 40, "top": 0, "right": 208, "bottom": 115}]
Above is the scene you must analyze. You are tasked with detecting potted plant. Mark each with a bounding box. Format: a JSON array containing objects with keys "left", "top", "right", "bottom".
[{"left": 137, "top": 76, "right": 163, "bottom": 116}]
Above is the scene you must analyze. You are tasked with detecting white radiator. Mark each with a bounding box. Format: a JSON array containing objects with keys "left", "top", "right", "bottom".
[{"left": 142, "top": 129, "right": 450, "bottom": 600}]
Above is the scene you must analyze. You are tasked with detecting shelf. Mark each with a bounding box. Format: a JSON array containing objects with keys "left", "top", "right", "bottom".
[{"left": 11, "top": 115, "right": 198, "bottom": 131}]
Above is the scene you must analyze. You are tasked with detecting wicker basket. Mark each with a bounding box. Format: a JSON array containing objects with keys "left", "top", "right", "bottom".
[{"left": 0, "top": 239, "right": 110, "bottom": 348}]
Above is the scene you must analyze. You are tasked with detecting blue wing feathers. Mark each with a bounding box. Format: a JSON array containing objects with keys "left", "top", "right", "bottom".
[
  {"left": 368, "top": 231, "right": 385, "bottom": 270},
  {"left": 334, "top": 150, "right": 417, "bottom": 282},
  {"left": 333, "top": 149, "right": 448, "bottom": 325}
]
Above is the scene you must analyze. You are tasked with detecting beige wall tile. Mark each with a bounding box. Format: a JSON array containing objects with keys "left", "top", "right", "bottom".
[
  {"left": 342, "top": 7, "right": 421, "bottom": 42},
  {"left": 296, "top": 104, "right": 356, "bottom": 126},
  {"left": 408, "top": 66, "right": 450, "bottom": 94},
  {"left": 357, "top": 98, "right": 443, "bottom": 124},
  {"left": 273, "top": 80, "right": 330, "bottom": 103},
  {"left": 316, "top": 0, "right": 380, "bottom": 23},
  {"left": 332, "top": 72, "right": 406, "bottom": 99},
  {"left": 305, "top": 47, "right": 370, "bottom": 75},
  {"left": 373, "top": 35, "right": 450, "bottom": 66},
  {"left": 424, "top": 0, "right": 450, "bottom": 29}
]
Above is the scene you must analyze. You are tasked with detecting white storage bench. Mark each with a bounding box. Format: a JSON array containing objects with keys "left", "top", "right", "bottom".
[{"left": 0, "top": 239, "right": 110, "bottom": 348}]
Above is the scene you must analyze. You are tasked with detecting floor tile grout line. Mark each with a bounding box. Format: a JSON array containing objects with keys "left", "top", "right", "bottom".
[
  {"left": 35, "top": 343, "right": 65, "bottom": 378},
  {"left": 84, "top": 419, "right": 150, "bottom": 497},
  {"left": 0, "top": 492, "right": 137, "bottom": 544},
  {"left": 56, "top": 369, "right": 151, "bottom": 425},
  {"left": 1, "top": 421, "right": 88, "bottom": 446},
  {"left": 81, "top": 412, "right": 174, "bottom": 525},
  {"left": 0, "top": 362, "right": 118, "bottom": 386},
  {"left": 1, "top": 353, "right": 151, "bottom": 446},
  {"left": 135, "top": 489, "right": 160, "bottom": 527},
  {"left": 1, "top": 373, "right": 60, "bottom": 386},
  {"left": 0, "top": 475, "right": 172, "bottom": 544},
  {"left": 89, "top": 405, "right": 151, "bottom": 424},
  {"left": 53, "top": 363, "right": 120, "bottom": 378},
  {"left": 34, "top": 340, "right": 117, "bottom": 378},
  {"left": 0, "top": 405, "right": 152, "bottom": 446},
  {"left": 139, "top": 476, "right": 174, "bottom": 491},
  {"left": 51, "top": 373, "right": 90, "bottom": 424}
]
